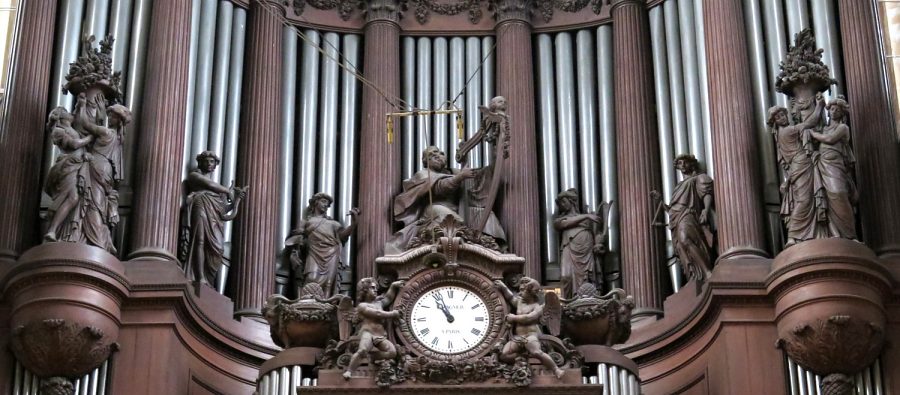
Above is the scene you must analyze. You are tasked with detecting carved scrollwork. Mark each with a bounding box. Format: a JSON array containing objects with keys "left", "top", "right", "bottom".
[
  {"left": 560, "top": 285, "right": 635, "bottom": 346},
  {"left": 407, "top": 0, "right": 484, "bottom": 24},
  {"left": 285, "top": 0, "right": 360, "bottom": 21},
  {"left": 777, "top": 315, "right": 884, "bottom": 380}
]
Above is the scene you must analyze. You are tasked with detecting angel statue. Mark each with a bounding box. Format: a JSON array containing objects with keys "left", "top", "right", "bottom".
[
  {"left": 554, "top": 188, "right": 612, "bottom": 298},
  {"left": 494, "top": 277, "right": 565, "bottom": 379},
  {"left": 342, "top": 278, "right": 405, "bottom": 379}
]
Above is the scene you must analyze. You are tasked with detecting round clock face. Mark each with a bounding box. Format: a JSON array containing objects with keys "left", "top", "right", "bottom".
[{"left": 410, "top": 286, "right": 491, "bottom": 354}]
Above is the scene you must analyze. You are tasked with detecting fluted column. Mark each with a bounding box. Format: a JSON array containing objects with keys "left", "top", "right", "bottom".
[
  {"left": 494, "top": 1, "right": 542, "bottom": 281},
  {"left": 356, "top": 0, "right": 401, "bottom": 279},
  {"left": 702, "top": 0, "right": 768, "bottom": 260},
  {"left": 838, "top": 0, "right": 900, "bottom": 257},
  {"left": 229, "top": 0, "right": 282, "bottom": 316},
  {"left": 0, "top": 0, "right": 59, "bottom": 262},
  {"left": 612, "top": 0, "right": 663, "bottom": 316},
  {"left": 128, "top": 0, "right": 191, "bottom": 260}
]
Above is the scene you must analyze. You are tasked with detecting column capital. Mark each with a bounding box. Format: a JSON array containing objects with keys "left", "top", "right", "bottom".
[
  {"left": 610, "top": 0, "right": 646, "bottom": 12},
  {"left": 492, "top": 0, "right": 533, "bottom": 25},
  {"left": 365, "top": 0, "right": 402, "bottom": 24}
]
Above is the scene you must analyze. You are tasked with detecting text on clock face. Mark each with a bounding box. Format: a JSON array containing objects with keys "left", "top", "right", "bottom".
[{"left": 410, "top": 286, "right": 492, "bottom": 354}]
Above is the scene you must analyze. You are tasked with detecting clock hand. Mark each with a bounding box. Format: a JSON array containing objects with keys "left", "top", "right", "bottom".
[{"left": 432, "top": 293, "right": 455, "bottom": 323}]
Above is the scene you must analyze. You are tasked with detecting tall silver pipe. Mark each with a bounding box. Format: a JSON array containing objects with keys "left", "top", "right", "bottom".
[
  {"left": 209, "top": 1, "right": 234, "bottom": 183},
  {"left": 89, "top": 365, "right": 100, "bottom": 395},
  {"left": 181, "top": 0, "right": 202, "bottom": 179},
  {"left": 787, "top": 357, "right": 799, "bottom": 395},
  {"left": 45, "top": 0, "right": 86, "bottom": 173},
  {"left": 23, "top": 370, "right": 32, "bottom": 395},
  {"left": 317, "top": 32, "right": 341, "bottom": 217},
  {"left": 784, "top": 0, "right": 810, "bottom": 37},
  {"left": 762, "top": 0, "right": 789, "bottom": 108},
  {"left": 597, "top": 25, "right": 620, "bottom": 289},
  {"left": 693, "top": 0, "right": 713, "bottom": 177},
  {"left": 97, "top": 360, "right": 108, "bottom": 395},
  {"left": 575, "top": 30, "right": 600, "bottom": 210},
  {"left": 270, "top": 370, "right": 280, "bottom": 394},
  {"left": 402, "top": 37, "right": 416, "bottom": 179},
  {"left": 417, "top": 37, "right": 433, "bottom": 154},
  {"left": 810, "top": 0, "right": 844, "bottom": 96},
  {"left": 536, "top": 34, "right": 560, "bottom": 265},
  {"left": 433, "top": 37, "right": 449, "bottom": 154},
  {"left": 279, "top": 27, "right": 298, "bottom": 255},
  {"left": 678, "top": 0, "right": 705, "bottom": 163},
  {"left": 13, "top": 360, "right": 21, "bottom": 395},
  {"left": 189, "top": 0, "right": 219, "bottom": 161},
  {"left": 481, "top": 36, "right": 495, "bottom": 165},
  {"left": 291, "top": 366, "right": 303, "bottom": 393},
  {"left": 465, "top": 36, "right": 482, "bottom": 167},
  {"left": 80, "top": 373, "right": 89, "bottom": 394},
  {"left": 599, "top": 363, "right": 609, "bottom": 395},
  {"left": 108, "top": 0, "right": 133, "bottom": 82},
  {"left": 449, "top": 37, "right": 465, "bottom": 168},
  {"left": 219, "top": 8, "right": 247, "bottom": 293},
  {"left": 650, "top": 7, "right": 676, "bottom": 207},
  {"left": 337, "top": 34, "right": 361, "bottom": 269},
  {"left": 83, "top": 0, "right": 110, "bottom": 40},
  {"left": 554, "top": 32, "right": 578, "bottom": 191},
  {"left": 259, "top": 376, "right": 270, "bottom": 395},
  {"left": 295, "top": 29, "right": 321, "bottom": 223},
  {"left": 874, "top": 359, "right": 884, "bottom": 395},
  {"left": 279, "top": 367, "right": 291, "bottom": 395},
  {"left": 663, "top": 0, "right": 689, "bottom": 159},
  {"left": 744, "top": 0, "right": 780, "bottom": 205},
  {"left": 609, "top": 366, "right": 620, "bottom": 394},
  {"left": 651, "top": 6, "right": 680, "bottom": 291}
]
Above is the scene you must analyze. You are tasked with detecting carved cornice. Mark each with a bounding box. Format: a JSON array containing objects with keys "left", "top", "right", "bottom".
[{"left": 284, "top": 0, "right": 359, "bottom": 21}]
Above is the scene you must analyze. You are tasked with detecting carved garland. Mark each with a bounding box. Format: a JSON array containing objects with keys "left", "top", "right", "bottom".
[
  {"left": 408, "top": 0, "right": 484, "bottom": 24},
  {"left": 534, "top": 0, "right": 607, "bottom": 22},
  {"left": 286, "top": 0, "right": 360, "bottom": 21}
]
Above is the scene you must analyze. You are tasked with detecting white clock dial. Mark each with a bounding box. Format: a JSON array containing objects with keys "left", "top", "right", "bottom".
[{"left": 410, "top": 286, "right": 491, "bottom": 354}]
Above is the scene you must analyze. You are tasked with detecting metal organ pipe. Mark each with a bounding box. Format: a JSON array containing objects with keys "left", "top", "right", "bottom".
[
  {"left": 189, "top": 0, "right": 219, "bottom": 165},
  {"left": 417, "top": 37, "right": 433, "bottom": 156},
  {"left": 597, "top": 25, "right": 619, "bottom": 289},
  {"left": 279, "top": 27, "right": 298, "bottom": 262},
  {"left": 693, "top": 0, "right": 713, "bottom": 177},
  {"left": 84, "top": 0, "right": 110, "bottom": 41},
  {"left": 784, "top": 0, "right": 810, "bottom": 37},
  {"left": 337, "top": 34, "right": 361, "bottom": 275},
  {"left": 449, "top": 37, "right": 465, "bottom": 168},
  {"left": 181, "top": 0, "right": 202, "bottom": 179},
  {"left": 433, "top": 37, "right": 449, "bottom": 154},
  {"left": 677, "top": 0, "right": 705, "bottom": 164},
  {"left": 536, "top": 33, "right": 560, "bottom": 266},
  {"left": 402, "top": 37, "right": 416, "bottom": 179},
  {"left": 109, "top": 0, "right": 134, "bottom": 182},
  {"left": 317, "top": 32, "right": 341, "bottom": 217},
  {"left": 481, "top": 36, "right": 495, "bottom": 166},
  {"left": 575, "top": 30, "right": 600, "bottom": 212},
  {"left": 44, "top": 0, "right": 86, "bottom": 173},
  {"left": 663, "top": 0, "right": 688, "bottom": 158},
  {"left": 810, "top": 0, "right": 844, "bottom": 96},
  {"left": 554, "top": 32, "right": 579, "bottom": 191},
  {"left": 209, "top": 1, "right": 234, "bottom": 183},
  {"left": 465, "top": 36, "right": 482, "bottom": 167},
  {"left": 762, "top": 0, "right": 789, "bottom": 108},
  {"left": 295, "top": 29, "right": 321, "bottom": 223}
]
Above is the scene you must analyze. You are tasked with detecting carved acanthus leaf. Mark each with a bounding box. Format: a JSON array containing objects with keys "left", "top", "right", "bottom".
[
  {"left": 286, "top": 0, "right": 360, "bottom": 21},
  {"left": 408, "top": 0, "right": 484, "bottom": 24},
  {"left": 533, "top": 0, "right": 607, "bottom": 22}
]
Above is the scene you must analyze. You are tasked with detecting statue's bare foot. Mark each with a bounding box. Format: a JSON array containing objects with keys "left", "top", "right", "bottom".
[
  {"left": 342, "top": 371, "right": 352, "bottom": 380},
  {"left": 43, "top": 232, "right": 57, "bottom": 242},
  {"left": 554, "top": 368, "right": 565, "bottom": 379}
]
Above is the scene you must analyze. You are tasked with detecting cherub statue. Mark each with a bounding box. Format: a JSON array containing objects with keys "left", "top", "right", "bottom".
[
  {"left": 494, "top": 277, "right": 565, "bottom": 379},
  {"left": 342, "top": 278, "right": 405, "bottom": 379}
]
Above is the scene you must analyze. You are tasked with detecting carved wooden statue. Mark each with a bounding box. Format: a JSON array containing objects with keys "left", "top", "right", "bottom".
[
  {"left": 43, "top": 36, "right": 130, "bottom": 254},
  {"left": 180, "top": 151, "right": 247, "bottom": 286},
  {"left": 343, "top": 278, "right": 405, "bottom": 379},
  {"left": 651, "top": 154, "right": 715, "bottom": 283},
  {"left": 771, "top": 29, "right": 858, "bottom": 247},
  {"left": 553, "top": 188, "right": 610, "bottom": 298},
  {"left": 494, "top": 277, "right": 565, "bottom": 379},
  {"left": 810, "top": 96, "right": 858, "bottom": 240},
  {"left": 286, "top": 193, "right": 359, "bottom": 298}
]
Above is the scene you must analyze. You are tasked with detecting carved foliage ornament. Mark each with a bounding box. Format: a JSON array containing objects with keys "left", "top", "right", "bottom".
[
  {"left": 285, "top": 0, "right": 361, "bottom": 21},
  {"left": 534, "top": 0, "right": 607, "bottom": 22},
  {"left": 408, "top": 0, "right": 484, "bottom": 24},
  {"left": 777, "top": 315, "right": 884, "bottom": 383},
  {"left": 11, "top": 319, "right": 118, "bottom": 380}
]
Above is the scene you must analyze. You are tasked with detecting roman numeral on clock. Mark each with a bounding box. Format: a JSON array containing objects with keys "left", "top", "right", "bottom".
[
  {"left": 475, "top": 317, "right": 484, "bottom": 321},
  {"left": 447, "top": 290, "right": 454, "bottom": 298},
  {"left": 420, "top": 328, "right": 430, "bottom": 336},
  {"left": 416, "top": 317, "right": 426, "bottom": 322},
  {"left": 471, "top": 303, "right": 481, "bottom": 309},
  {"left": 471, "top": 328, "right": 482, "bottom": 336},
  {"left": 431, "top": 337, "right": 439, "bottom": 346}
]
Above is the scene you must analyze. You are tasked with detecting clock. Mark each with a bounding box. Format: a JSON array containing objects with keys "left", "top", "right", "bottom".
[
  {"left": 393, "top": 268, "right": 508, "bottom": 361},
  {"left": 410, "top": 286, "right": 491, "bottom": 354}
]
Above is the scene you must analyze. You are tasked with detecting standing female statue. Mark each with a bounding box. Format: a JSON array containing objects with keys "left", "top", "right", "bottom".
[
  {"left": 810, "top": 97, "right": 857, "bottom": 239},
  {"left": 44, "top": 107, "right": 93, "bottom": 244},
  {"left": 290, "top": 193, "right": 359, "bottom": 298},
  {"left": 554, "top": 188, "right": 608, "bottom": 298},
  {"left": 180, "top": 151, "right": 247, "bottom": 285},
  {"left": 769, "top": 93, "right": 825, "bottom": 247}
]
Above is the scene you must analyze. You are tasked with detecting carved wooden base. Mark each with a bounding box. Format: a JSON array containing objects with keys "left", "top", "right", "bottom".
[
  {"left": 769, "top": 239, "right": 890, "bottom": 393},
  {"left": 311, "top": 367, "right": 596, "bottom": 393}
]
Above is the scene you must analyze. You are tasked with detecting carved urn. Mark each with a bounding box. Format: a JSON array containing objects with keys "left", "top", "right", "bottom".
[
  {"left": 5, "top": 243, "right": 127, "bottom": 391},
  {"left": 262, "top": 285, "right": 340, "bottom": 349},
  {"left": 560, "top": 285, "right": 634, "bottom": 347},
  {"left": 768, "top": 239, "right": 890, "bottom": 395}
]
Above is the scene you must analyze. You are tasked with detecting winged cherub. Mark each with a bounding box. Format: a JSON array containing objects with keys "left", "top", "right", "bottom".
[
  {"left": 342, "top": 278, "right": 405, "bottom": 379},
  {"left": 494, "top": 277, "right": 565, "bottom": 379}
]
